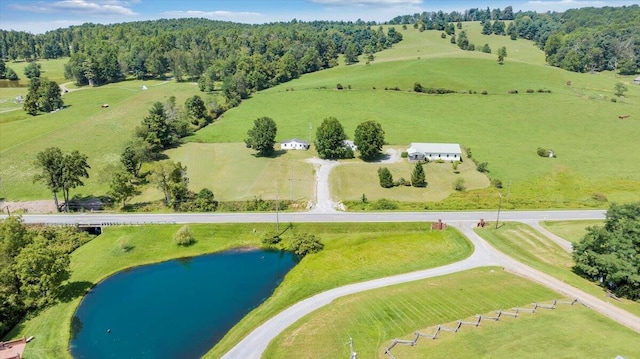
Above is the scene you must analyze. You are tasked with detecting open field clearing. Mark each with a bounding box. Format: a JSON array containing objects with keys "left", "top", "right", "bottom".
[
  {"left": 0, "top": 80, "right": 204, "bottom": 200},
  {"left": 540, "top": 220, "right": 604, "bottom": 243},
  {"left": 6, "top": 222, "right": 471, "bottom": 359},
  {"left": 475, "top": 222, "right": 640, "bottom": 317},
  {"left": 264, "top": 267, "right": 639, "bottom": 359},
  {"left": 163, "top": 143, "right": 315, "bottom": 202},
  {"left": 332, "top": 153, "right": 489, "bottom": 203}
]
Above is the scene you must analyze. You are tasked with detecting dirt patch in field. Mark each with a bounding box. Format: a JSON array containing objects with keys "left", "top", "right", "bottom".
[{"left": 0, "top": 200, "right": 57, "bottom": 214}]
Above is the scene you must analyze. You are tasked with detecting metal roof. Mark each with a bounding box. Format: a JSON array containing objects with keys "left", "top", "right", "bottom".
[
  {"left": 408, "top": 143, "right": 462, "bottom": 154},
  {"left": 281, "top": 138, "right": 309, "bottom": 145}
]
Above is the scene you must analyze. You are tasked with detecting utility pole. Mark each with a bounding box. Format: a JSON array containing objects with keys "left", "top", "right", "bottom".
[
  {"left": 495, "top": 192, "right": 503, "bottom": 229},
  {"left": 276, "top": 192, "right": 280, "bottom": 232}
]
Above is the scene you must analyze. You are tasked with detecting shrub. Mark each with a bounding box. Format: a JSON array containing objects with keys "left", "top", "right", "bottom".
[
  {"left": 476, "top": 162, "right": 489, "bottom": 173},
  {"left": 611, "top": 98, "right": 617, "bottom": 103},
  {"left": 507, "top": 89, "right": 518, "bottom": 94},
  {"left": 372, "top": 198, "right": 399, "bottom": 210},
  {"left": 441, "top": 32, "right": 447, "bottom": 39},
  {"left": 401, "top": 151, "right": 408, "bottom": 158},
  {"left": 452, "top": 161, "right": 460, "bottom": 172},
  {"left": 413, "top": 82, "right": 423, "bottom": 92},
  {"left": 336, "top": 83, "right": 343, "bottom": 90},
  {"left": 537, "top": 147, "right": 550, "bottom": 157},
  {"left": 290, "top": 233, "right": 324, "bottom": 257},
  {"left": 347, "top": 84, "right": 352, "bottom": 90},
  {"left": 262, "top": 230, "right": 282, "bottom": 245},
  {"left": 481, "top": 90, "right": 488, "bottom": 95},
  {"left": 174, "top": 225, "right": 195, "bottom": 246},
  {"left": 435, "top": 158, "right": 445, "bottom": 164},
  {"left": 491, "top": 178, "right": 503, "bottom": 188},
  {"left": 526, "top": 89, "right": 534, "bottom": 93},
  {"left": 465, "top": 147, "right": 473, "bottom": 158},
  {"left": 453, "top": 178, "right": 466, "bottom": 191}
]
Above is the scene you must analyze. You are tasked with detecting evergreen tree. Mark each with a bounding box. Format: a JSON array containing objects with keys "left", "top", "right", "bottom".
[
  {"left": 411, "top": 162, "right": 426, "bottom": 187},
  {"left": 378, "top": 167, "right": 394, "bottom": 188},
  {"left": 136, "top": 102, "right": 176, "bottom": 153},
  {"left": 482, "top": 20, "right": 493, "bottom": 35}
]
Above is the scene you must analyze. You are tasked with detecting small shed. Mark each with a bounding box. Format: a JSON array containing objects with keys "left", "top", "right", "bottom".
[
  {"left": 634, "top": 76, "right": 640, "bottom": 85},
  {"left": 407, "top": 143, "right": 462, "bottom": 162},
  {"left": 281, "top": 138, "right": 309, "bottom": 150}
]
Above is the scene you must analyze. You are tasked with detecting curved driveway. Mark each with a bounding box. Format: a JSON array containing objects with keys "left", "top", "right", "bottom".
[{"left": 221, "top": 221, "right": 640, "bottom": 358}]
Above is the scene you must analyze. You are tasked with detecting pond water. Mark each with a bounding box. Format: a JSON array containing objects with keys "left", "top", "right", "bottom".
[{"left": 69, "top": 249, "right": 297, "bottom": 359}]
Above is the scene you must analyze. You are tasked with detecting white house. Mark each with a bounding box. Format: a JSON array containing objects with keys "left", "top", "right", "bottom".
[
  {"left": 343, "top": 140, "right": 357, "bottom": 151},
  {"left": 280, "top": 138, "right": 309, "bottom": 150},
  {"left": 407, "top": 143, "right": 462, "bottom": 162}
]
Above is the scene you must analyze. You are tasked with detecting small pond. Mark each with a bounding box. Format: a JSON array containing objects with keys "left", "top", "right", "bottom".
[{"left": 69, "top": 248, "right": 297, "bottom": 358}]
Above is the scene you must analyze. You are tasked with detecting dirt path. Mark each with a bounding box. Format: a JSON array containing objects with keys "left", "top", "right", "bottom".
[{"left": 305, "top": 158, "right": 341, "bottom": 212}]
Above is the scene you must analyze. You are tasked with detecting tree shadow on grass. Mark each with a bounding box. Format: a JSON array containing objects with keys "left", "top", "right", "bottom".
[
  {"left": 58, "top": 281, "right": 94, "bottom": 303},
  {"left": 253, "top": 149, "right": 287, "bottom": 159}
]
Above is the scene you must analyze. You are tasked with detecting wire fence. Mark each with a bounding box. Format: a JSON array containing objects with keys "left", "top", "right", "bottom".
[{"left": 384, "top": 298, "right": 579, "bottom": 359}]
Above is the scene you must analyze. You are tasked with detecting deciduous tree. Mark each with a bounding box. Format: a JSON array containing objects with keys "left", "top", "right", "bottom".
[
  {"left": 151, "top": 161, "right": 189, "bottom": 209},
  {"left": 245, "top": 116, "right": 277, "bottom": 156},
  {"left": 315, "top": 117, "right": 349, "bottom": 160},
  {"left": 354, "top": 121, "right": 385, "bottom": 160},
  {"left": 108, "top": 171, "right": 136, "bottom": 209},
  {"left": 573, "top": 202, "right": 640, "bottom": 300},
  {"left": 497, "top": 46, "right": 507, "bottom": 64},
  {"left": 24, "top": 62, "right": 40, "bottom": 78},
  {"left": 290, "top": 233, "right": 324, "bottom": 257}
]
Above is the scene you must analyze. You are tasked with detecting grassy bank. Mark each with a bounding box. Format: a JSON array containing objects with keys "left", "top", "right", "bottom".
[
  {"left": 203, "top": 223, "right": 472, "bottom": 357},
  {"left": 265, "top": 267, "right": 607, "bottom": 358},
  {"left": 475, "top": 222, "right": 640, "bottom": 317},
  {"left": 4, "top": 222, "right": 472, "bottom": 358},
  {"left": 540, "top": 219, "right": 604, "bottom": 243}
]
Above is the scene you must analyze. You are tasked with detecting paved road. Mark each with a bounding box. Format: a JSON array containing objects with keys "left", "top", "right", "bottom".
[
  {"left": 2, "top": 209, "right": 605, "bottom": 225},
  {"left": 221, "top": 221, "right": 639, "bottom": 358}
]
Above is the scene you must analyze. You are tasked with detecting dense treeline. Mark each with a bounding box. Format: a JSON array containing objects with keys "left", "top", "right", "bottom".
[
  {"left": 0, "top": 217, "right": 93, "bottom": 338},
  {"left": 573, "top": 202, "right": 640, "bottom": 300},
  {"left": 389, "top": 5, "right": 639, "bottom": 75},
  {"left": 0, "top": 18, "right": 401, "bottom": 102}
]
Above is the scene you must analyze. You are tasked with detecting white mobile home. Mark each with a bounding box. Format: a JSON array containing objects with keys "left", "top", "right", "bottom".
[
  {"left": 407, "top": 143, "right": 462, "bottom": 162},
  {"left": 281, "top": 139, "right": 310, "bottom": 150}
]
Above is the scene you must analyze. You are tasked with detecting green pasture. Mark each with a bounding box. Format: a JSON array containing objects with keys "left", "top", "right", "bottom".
[
  {"left": 390, "top": 294, "right": 640, "bottom": 359},
  {"left": 0, "top": 80, "right": 204, "bottom": 200},
  {"left": 161, "top": 143, "right": 315, "bottom": 202},
  {"left": 373, "top": 22, "right": 546, "bottom": 66},
  {"left": 475, "top": 222, "right": 640, "bottom": 317},
  {"left": 0, "top": 57, "right": 68, "bottom": 85},
  {"left": 4, "top": 222, "right": 472, "bottom": 359},
  {"left": 332, "top": 152, "right": 489, "bottom": 203},
  {"left": 269, "top": 268, "right": 640, "bottom": 359},
  {"left": 540, "top": 220, "right": 604, "bottom": 243}
]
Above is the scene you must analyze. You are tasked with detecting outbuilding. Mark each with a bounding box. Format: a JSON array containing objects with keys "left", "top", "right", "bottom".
[
  {"left": 343, "top": 140, "right": 357, "bottom": 151},
  {"left": 280, "top": 138, "right": 309, "bottom": 150},
  {"left": 634, "top": 76, "right": 640, "bottom": 85},
  {"left": 407, "top": 143, "right": 462, "bottom": 162}
]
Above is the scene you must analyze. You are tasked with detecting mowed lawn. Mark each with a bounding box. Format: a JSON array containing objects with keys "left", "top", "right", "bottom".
[
  {"left": 475, "top": 222, "right": 640, "bottom": 317},
  {"left": 262, "top": 267, "right": 638, "bottom": 359},
  {"left": 0, "top": 80, "right": 204, "bottom": 200},
  {"left": 332, "top": 153, "right": 489, "bottom": 202},
  {"left": 162, "top": 143, "right": 315, "bottom": 201},
  {"left": 6, "top": 222, "right": 472, "bottom": 359},
  {"left": 540, "top": 219, "right": 604, "bottom": 243}
]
